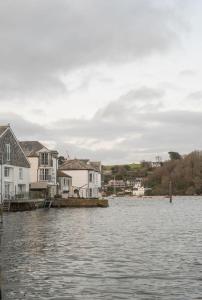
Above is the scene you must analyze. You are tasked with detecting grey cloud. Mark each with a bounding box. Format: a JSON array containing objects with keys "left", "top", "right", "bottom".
[
  {"left": 95, "top": 87, "right": 164, "bottom": 121},
  {"left": 187, "top": 91, "right": 202, "bottom": 100},
  {"left": 179, "top": 69, "right": 196, "bottom": 77},
  {"left": 1, "top": 90, "right": 201, "bottom": 163},
  {"left": 0, "top": 0, "right": 187, "bottom": 99},
  {"left": 0, "top": 113, "right": 47, "bottom": 139}
]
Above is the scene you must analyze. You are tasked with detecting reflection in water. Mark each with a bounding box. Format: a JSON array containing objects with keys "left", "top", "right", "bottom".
[{"left": 2, "top": 197, "right": 202, "bottom": 299}]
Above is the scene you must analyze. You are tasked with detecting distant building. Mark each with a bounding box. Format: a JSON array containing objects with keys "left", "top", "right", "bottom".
[
  {"left": 108, "top": 180, "right": 126, "bottom": 188},
  {"left": 0, "top": 125, "right": 30, "bottom": 201},
  {"left": 59, "top": 159, "right": 101, "bottom": 198},
  {"left": 132, "top": 178, "right": 145, "bottom": 196},
  {"left": 20, "top": 141, "right": 58, "bottom": 197},
  {"left": 151, "top": 161, "right": 162, "bottom": 168}
]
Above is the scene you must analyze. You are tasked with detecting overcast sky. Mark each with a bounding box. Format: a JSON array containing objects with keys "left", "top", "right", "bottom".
[{"left": 1, "top": 0, "right": 202, "bottom": 164}]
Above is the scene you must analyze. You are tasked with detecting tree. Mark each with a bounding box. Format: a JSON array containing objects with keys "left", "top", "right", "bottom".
[
  {"left": 168, "top": 152, "right": 181, "bottom": 160},
  {"left": 58, "top": 156, "right": 65, "bottom": 166}
]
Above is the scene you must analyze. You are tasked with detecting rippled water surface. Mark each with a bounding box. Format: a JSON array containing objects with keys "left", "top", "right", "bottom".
[{"left": 1, "top": 197, "right": 202, "bottom": 299}]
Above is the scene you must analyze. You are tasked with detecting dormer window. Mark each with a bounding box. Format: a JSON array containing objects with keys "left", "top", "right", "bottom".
[
  {"left": 6, "top": 144, "right": 10, "bottom": 161},
  {"left": 40, "top": 153, "right": 49, "bottom": 165}
]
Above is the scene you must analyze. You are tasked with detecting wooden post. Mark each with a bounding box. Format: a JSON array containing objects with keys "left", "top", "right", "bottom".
[
  {"left": 169, "top": 180, "right": 173, "bottom": 203},
  {"left": 0, "top": 203, "right": 3, "bottom": 223}
]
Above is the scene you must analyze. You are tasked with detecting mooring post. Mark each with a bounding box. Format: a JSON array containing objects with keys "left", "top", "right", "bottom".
[
  {"left": 169, "top": 180, "right": 173, "bottom": 203},
  {"left": 0, "top": 204, "right": 3, "bottom": 224}
]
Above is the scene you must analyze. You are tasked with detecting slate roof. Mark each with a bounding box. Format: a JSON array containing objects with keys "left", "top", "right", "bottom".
[
  {"left": 59, "top": 159, "right": 96, "bottom": 171},
  {"left": 0, "top": 125, "right": 9, "bottom": 137},
  {"left": 90, "top": 161, "right": 101, "bottom": 172},
  {"left": 57, "top": 170, "right": 72, "bottom": 178},
  {"left": 19, "top": 141, "right": 45, "bottom": 157},
  {"left": 0, "top": 125, "right": 30, "bottom": 168}
]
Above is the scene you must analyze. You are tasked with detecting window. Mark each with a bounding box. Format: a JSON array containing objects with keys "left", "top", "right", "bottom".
[
  {"left": 6, "top": 144, "right": 10, "bottom": 161},
  {"left": 19, "top": 168, "right": 23, "bottom": 180},
  {"left": 4, "top": 167, "right": 10, "bottom": 177},
  {"left": 18, "top": 184, "right": 25, "bottom": 194},
  {"left": 63, "top": 178, "right": 69, "bottom": 186},
  {"left": 89, "top": 173, "right": 93, "bottom": 182},
  {"left": 89, "top": 188, "right": 92, "bottom": 197},
  {"left": 40, "top": 168, "right": 50, "bottom": 181},
  {"left": 40, "top": 153, "right": 49, "bottom": 165}
]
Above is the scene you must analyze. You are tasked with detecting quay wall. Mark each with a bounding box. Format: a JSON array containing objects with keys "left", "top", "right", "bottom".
[{"left": 52, "top": 198, "right": 109, "bottom": 208}]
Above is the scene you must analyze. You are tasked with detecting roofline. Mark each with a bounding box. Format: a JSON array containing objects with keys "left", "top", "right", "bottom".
[
  {"left": 0, "top": 126, "right": 10, "bottom": 139},
  {"left": 8, "top": 127, "right": 31, "bottom": 168},
  {"left": 60, "top": 167, "right": 97, "bottom": 171}
]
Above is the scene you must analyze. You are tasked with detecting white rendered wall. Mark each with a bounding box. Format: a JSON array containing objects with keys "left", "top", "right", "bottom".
[
  {"left": 62, "top": 170, "right": 101, "bottom": 198},
  {"left": 28, "top": 157, "right": 38, "bottom": 183},
  {"left": 0, "top": 164, "right": 30, "bottom": 201},
  {"left": 51, "top": 157, "right": 57, "bottom": 185}
]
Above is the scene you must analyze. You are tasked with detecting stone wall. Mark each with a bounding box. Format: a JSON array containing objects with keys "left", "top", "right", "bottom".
[{"left": 52, "top": 198, "right": 108, "bottom": 208}]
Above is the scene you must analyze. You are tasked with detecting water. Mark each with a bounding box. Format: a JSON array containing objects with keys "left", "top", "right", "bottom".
[{"left": 1, "top": 197, "right": 202, "bottom": 299}]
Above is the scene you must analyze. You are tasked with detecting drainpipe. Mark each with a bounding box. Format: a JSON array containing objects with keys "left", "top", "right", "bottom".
[{"left": 88, "top": 170, "right": 89, "bottom": 198}]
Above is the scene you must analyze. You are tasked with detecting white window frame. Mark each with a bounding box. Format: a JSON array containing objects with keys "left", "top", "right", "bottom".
[
  {"left": 4, "top": 167, "right": 10, "bottom": 177},
  {"left": 6, "top": 144, "right": 11, "bottom": 161},
  {"left": 40, "top": 153, "right": 49, "bottom": 165},
  {"left": 40, "top": 168, "right": 50, "bottom": 181}
]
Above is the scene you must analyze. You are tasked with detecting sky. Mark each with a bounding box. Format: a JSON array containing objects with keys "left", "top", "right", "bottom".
[{"left": 1, "top": 0, "right": 202, "bottom": 164}]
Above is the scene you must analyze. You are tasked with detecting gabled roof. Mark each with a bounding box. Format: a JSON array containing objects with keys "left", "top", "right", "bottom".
[
  {"left": 91, "top": 161, "right": 101, "bottom": 172},
  {"left": 0, "top": 125, "right": 30, "bottom": 168},
  {"left": 19, "top": 141, "right": 45, "bottom": 157},
  {"left": 0, "top": 125, "right": 9, "bottom": 137},
  {"left": 57, "top": 170, "right": 72, "bottom": 178},
  {"left": 59, "top": 159, "right": 95, "bottom": 171}
]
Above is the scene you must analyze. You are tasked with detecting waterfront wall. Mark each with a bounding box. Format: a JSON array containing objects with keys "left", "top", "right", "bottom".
[{"left": 52, "top": 198, "right": 108, "bottom": 208}]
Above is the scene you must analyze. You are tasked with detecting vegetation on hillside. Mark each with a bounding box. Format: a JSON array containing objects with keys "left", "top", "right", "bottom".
[
  {"left": 102, "top": 162, "right": 152, "bottom": 183},
  {"left": 145, "top": 151, "right": 202, "bottom": 195}
]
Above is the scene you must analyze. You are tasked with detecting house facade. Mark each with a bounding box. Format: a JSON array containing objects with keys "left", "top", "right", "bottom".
[
  {"left": 57, "top": 170, "right": 73, "bottom": 198},
  {"left": 132, "top": 178, "right": 145, "bottom": 196},
  {"left": 20, "top": 141, "right": 58, "bottom": 197},
  {"left": 59, "top": 159, "right": 102, "bottom": 198},
  {"left": 0, "top": 125, "right": 30, "bottom": 201}
]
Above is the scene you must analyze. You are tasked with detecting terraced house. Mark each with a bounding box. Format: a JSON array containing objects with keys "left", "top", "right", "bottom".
[
  {"left": 0, "top": 125, "right": 30, "bottom": 201},
  {"left": 20, "top": 141, "right": 58, "bottom": 197}
]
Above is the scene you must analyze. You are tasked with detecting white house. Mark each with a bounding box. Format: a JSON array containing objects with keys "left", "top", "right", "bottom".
[
  {"left": 0, "top": 125, "right": 30, "bottom": 202},
  {"left": 57, "top": 170, "right": 73, "bottom": 198},
  {"left": 132, "top": 178, "right": 145, "bottom": 196},
  {"left": 59, "top": 159, "right": 102, "bottom": 198},
  {"left": 20, "top": 141, "right": 58, "bottom": 197}
]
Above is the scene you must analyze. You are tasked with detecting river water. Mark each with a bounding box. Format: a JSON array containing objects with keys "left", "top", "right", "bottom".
[{"left": 1, "top": 197, "right": 202, "bottom": 300}]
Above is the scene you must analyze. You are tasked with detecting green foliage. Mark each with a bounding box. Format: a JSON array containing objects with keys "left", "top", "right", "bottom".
[
  {"left": 146, "top": 151, "right": 202, "bottom": 195},
  {"left": 102, "top": 162, "right": 149, "bottom": 181},
  {"left": 58, "top": 156, "right": 65, "bottom": 166}
]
